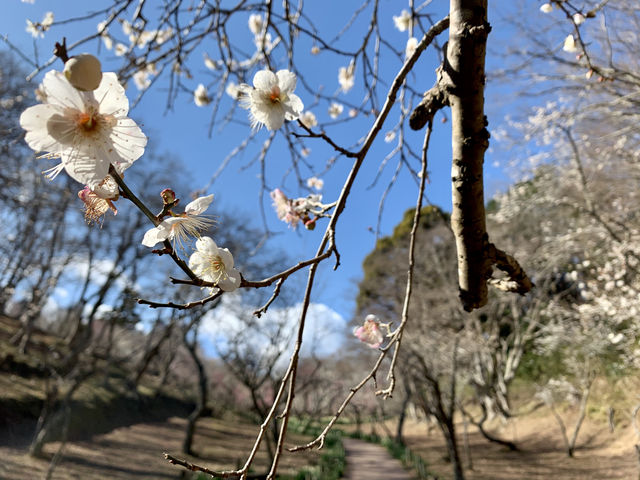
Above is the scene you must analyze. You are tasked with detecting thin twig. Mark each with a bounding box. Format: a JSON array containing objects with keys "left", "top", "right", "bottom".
[{"left": 376, "top": 121, "right": 432, "bottom": 399}]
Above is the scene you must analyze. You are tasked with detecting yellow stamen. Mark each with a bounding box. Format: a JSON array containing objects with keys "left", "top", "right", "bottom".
[{"left": 269, "top": 86, "right": 281, "bottom": 103}]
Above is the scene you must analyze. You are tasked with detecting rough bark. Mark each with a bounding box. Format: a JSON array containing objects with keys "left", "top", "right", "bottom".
[
  {"left": 446, "top": 0, "right": 493, "bottom": 310},
  {"left": 411, "top": 0, "right": 532, "bottom": 311},
  {"left": 182, "top": 327, "right": 209, "bottom": 456}
]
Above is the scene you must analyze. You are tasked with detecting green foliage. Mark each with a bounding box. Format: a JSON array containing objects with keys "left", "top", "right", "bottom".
[
  {"left": 289, "top": 418, "right": 433, "bottom": 480},
  {"left": 371, "top": 206, "right": 449, "bottom": 253},
  {"left": 357, "top": 205, "right": 450, "bottom": 311},
  {"left": 283, "top": 419, "right": 346, "bottom": 480},
  {"left": 284, "top": 431, "right": 346, "bottom": 480},
  {"left": 381, "top": 437, "right": 432, "bottom": 480},
  {"left": 516, "top": 348, "right": 567, "bottom": 383}
]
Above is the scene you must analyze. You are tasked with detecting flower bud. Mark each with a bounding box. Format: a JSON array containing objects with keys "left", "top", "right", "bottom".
[
  {"left": 304, "top": 217, "right": 316, "bottom": 230},
  {"left": 161, "top": 188, "right": 177, "bottom": 204},
  {"left": 64, "top": 54, "right": 102, "bottom": 91}
]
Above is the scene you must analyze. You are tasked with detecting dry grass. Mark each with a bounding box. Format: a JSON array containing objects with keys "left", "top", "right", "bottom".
[
  {"left": 0, "top": 414, "right": 319, "bottom": 479},
  {"left": 399, "top": 411, "right": 638, "bottom": 480}
]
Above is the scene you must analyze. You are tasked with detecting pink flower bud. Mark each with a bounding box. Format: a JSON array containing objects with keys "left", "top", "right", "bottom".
[{"left": 353, "top": 314, "right": 385, "bottom": 348}]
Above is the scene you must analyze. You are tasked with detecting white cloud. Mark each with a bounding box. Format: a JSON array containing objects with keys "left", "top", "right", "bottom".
[{"left": 200, "top": 296, "right": 346, "bottom": 358}]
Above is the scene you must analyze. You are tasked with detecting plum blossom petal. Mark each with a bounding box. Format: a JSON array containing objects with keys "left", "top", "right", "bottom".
[
  {"left": 563, "top": 34, "right": 577, "bottom": 53},
  {"left": 540, "top": 3, "right": 553, "bottom": 13},
  {"left": 248, "top": 14, "right": 264, "bottom": 35},
  {"left": 338, "top": 65, "right": 355, "bottom": 93},
  {"left": 185, "top": 194, "right": 214, "bottom": 215},
  {"left": 393, "top": 9, "right": 412, "bottom": 32},
  {"left": 306, "top": 176, "right": 323, "bottom": 190},
  {"left": 328, "top": 102, "right": 343, "bottom": 119},
  {"left": 142, "top": 222, "right": 171, "bottom": 247},
  {"left": 194, "top": 84, "right": 211, "bottom": 106},
  {"left": 405, "top": 37, "right": 419, "bottom": 60}
]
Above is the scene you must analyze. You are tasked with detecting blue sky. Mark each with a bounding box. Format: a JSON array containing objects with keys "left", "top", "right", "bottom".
[{"left": 3, "top": 1, "right": 535, "bottom": 331}]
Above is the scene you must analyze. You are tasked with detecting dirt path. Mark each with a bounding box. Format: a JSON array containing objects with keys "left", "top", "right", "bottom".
[
  {"left": 0, "top": 416, "right": 317, "bottom": 480},
  {"left": 341, "top": 438, "right": 413, "bottom": 480}
]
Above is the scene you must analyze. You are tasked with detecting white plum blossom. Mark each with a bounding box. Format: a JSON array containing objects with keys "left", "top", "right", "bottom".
[
  {"left": 155, "top": 27, "right": 174, "bottom": 45},
  {"left": 349, "top": 108, "right": 358, "bottom": 118},
  {"left": 353, "top": 314, "right": 385, "bottom": 348},
  {"left": 26, "top": 11, "right": 54, "bottom": 38},
  {"left": 405, "top": 37, "right": 419, "bottom": 60},
  {"left": 239, "top": 70, "right": 304, "bottom": 130},
  {"left": 270, "top": 188, "right": 322, "bottom": 229},
  {"left": 194, "top": 84, "right": 211, "bottom": 106},
  {"left": 573, "top": 13, "right": 586, "bottom": 25},
  {"left": 393, "top": 9, "right": 412, "bottom": 32},
  {"left": 328, "top": 102, "right": 343, "bottom": 119},
  {"left": 311, "top": 46, "right": 320, "bottom": 55},
  {"left": 338, "top": 64, "right": 355, "bottom": 93},
  {"left": 226, "top": 82, "right": 241, "bottom": 100},
  {"left": 114, "top": 43, "right": 127, "bottom": 56},
  {"left": 133, "top": 64, "right": 156, "bottom": 90},
  {"left": 121, "top": 19, "right": 133, "bottom": 36},
  {"left": 133, "top": 70, "right": 150, "bottom": 90},
  {"left": 78, "top": 182, "right": 118, "bottom": 225},
  {"left": 19, "top": 70, "right": 147, "bottom": 191},
  {"left": 203, "top": 53, "right": 217, "bottom": 70},
  {"left": 271, "top": 188, "right": 296, "bottom": 225},
  {"left": 248, "top": 14, "right": 264, "bottom": 35},
  {"left": 540, "top": 3, "right": 553, "bottom": 13},
  {"left": 96, "top": 20, "right": 108, "bottom": 34},
  {"left": 142, "top": 194, "right": 215, "bottom": 250},
  {"left": 189, "top": 236, "right": 241, "bottom": 292},
  {"left": 306, "top": 176, "right": 324, "bottom": 191},
  {"left": 300, "top": 111, "right": 317, "bottom": 129},
  {"left": 42, "top": 11, "right": 54, "bottom": 27},
  {"left": 102, "top": 34, "right": 114, "bottom": 50},
  {"left": 563, "top": 34, "right": 577, "bottom": 53},
  {"left": 384, "top": 131, "right": 396, "bottom": 143}
]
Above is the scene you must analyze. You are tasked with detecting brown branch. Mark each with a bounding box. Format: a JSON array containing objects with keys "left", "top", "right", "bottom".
[
  {"left": 409, "top": 65, "right": 449, "bottom": 130},
  {"left": 109, "top": 165, "right": 198, "bottom": 282},
  {"left": 289, "top": 343, "right": 392, "bottom": 452},
  {"left": 136, "top": 291, "right": 222, "bottom": 310},
  {"left": 376, "top": 122, "right": 433, "bottom": 399},
  {"left": 293, "top": 121, "right": 358, "bottom": 158},
  {"left": 487, "top": 243, "right": 533, "bottom": 295},
  {"left": 164, "top": 453, "right": 242, "bottom": 478}
]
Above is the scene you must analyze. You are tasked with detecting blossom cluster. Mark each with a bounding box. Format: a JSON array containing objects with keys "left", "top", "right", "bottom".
[
  {"left": 270, "top": 189, "right": 323, "bottom": 229},
  {"left": 26, "top": 11, "right": 54, "bottom": 38},
  {"left": 19, "top": 53, "right": 244, "bottom": 293}
]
